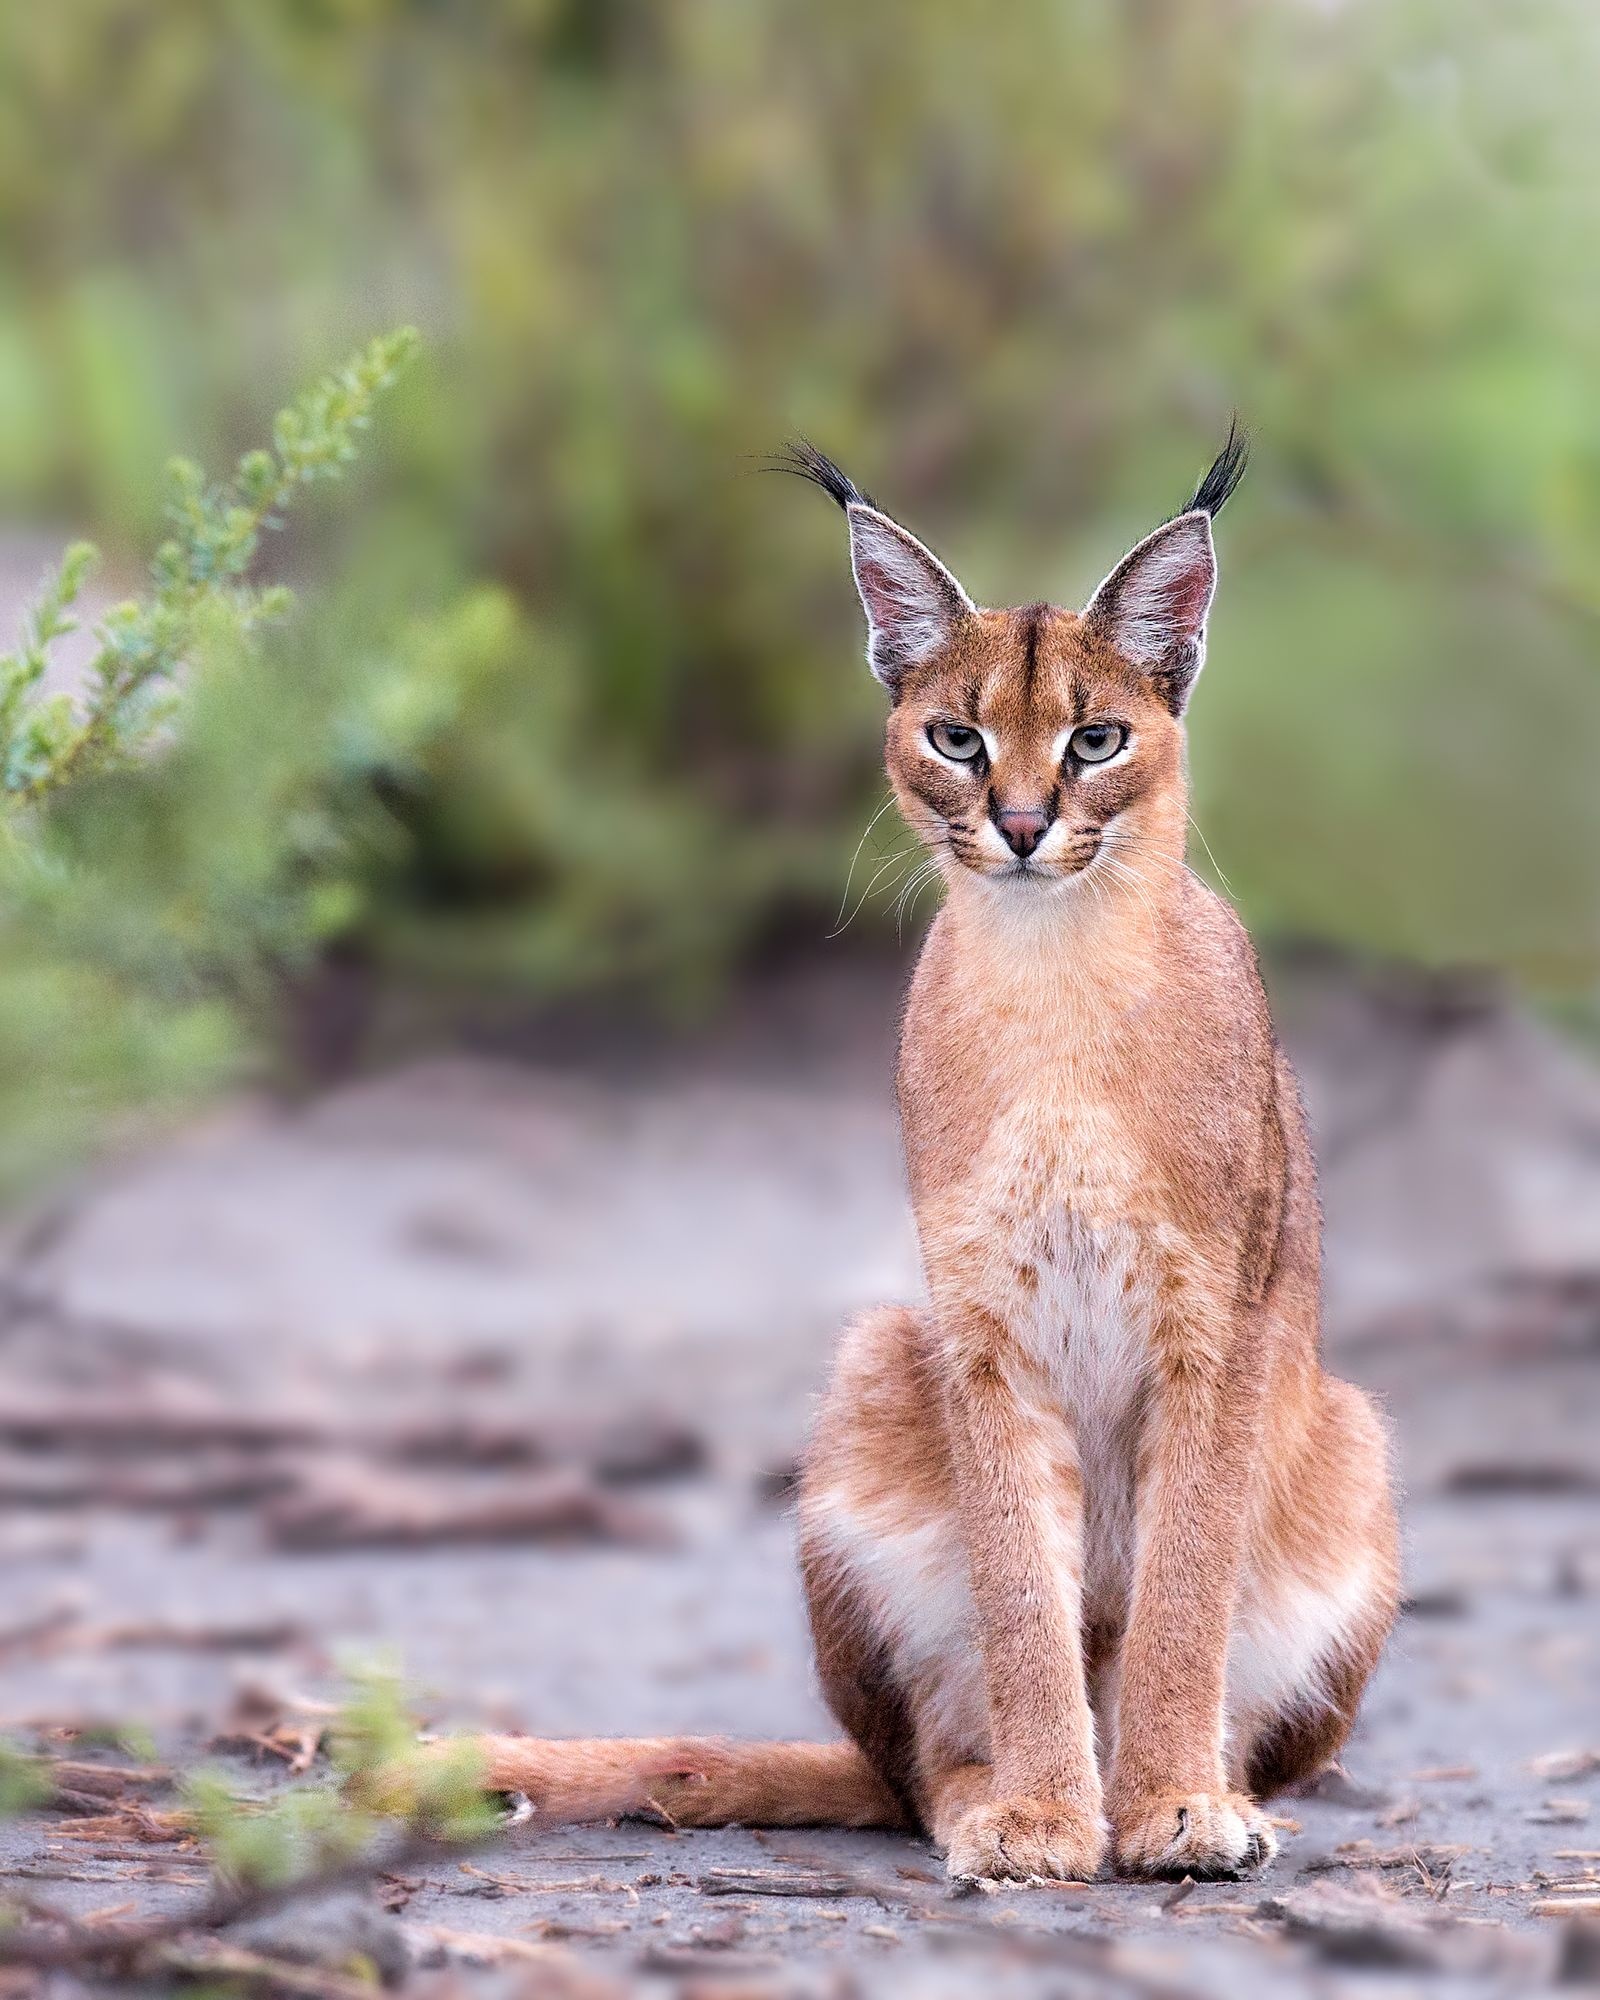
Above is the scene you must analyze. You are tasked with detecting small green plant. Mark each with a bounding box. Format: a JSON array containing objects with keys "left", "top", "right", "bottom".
[
  {"left": 331, "top": 1660, "right": 498, "bottom": 1843},
  {"left": 181, "top": 1664, "right": 494, "bottom": 1891},
  {"left": 182, "top": 1770, "right": 368, "bottom": 1891},
  {"left": 0, "top": 328, "right": 418, "bottom": 807},
  {"left": 0, "top": 1670, "right": 497, "bottom": 1980},
  {"left": 0, "top": 1741, "right": 51, "bottom": 1816}
]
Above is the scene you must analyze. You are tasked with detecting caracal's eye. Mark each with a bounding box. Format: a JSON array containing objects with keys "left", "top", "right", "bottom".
[
  {"left": 928, "top": 721, "right": 984, "bottom": 763},
  {"left": 1069, "top": 722, "right": 1126, "bottom": 764}
]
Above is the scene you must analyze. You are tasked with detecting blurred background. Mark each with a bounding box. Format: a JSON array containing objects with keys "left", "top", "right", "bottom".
[{"left": 1, "top": 1, "right": 1598, "bottom": 1989}]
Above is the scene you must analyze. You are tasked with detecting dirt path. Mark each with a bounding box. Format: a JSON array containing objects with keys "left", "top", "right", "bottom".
[
  {"left": 1, "top": 967, "right": 1597, "bottom": 1993},
  {"left": 1, "top": 1347, "right": 1595, "bottom": 1987}
]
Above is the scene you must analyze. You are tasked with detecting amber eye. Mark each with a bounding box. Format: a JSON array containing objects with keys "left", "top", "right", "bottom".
[
  {"left": 928, "top": 721, "right": 984, "bottom": 763},
  {"left": 1069, "top": 722, "right": 1126, "bottom": 764}
]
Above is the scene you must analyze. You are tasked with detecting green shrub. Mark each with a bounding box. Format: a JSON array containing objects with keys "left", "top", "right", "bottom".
[{"left": 0, "top": 335, "right": 439, "bottom": 1190}]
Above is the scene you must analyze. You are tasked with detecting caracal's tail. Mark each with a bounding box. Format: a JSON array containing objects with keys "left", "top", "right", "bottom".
[{"left": 466, "top": 1735, "right": 903, "bottom": 1829}]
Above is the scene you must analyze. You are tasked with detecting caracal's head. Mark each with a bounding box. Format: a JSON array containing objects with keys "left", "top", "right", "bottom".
[{"left": 786, "top": 429, "right": 1246, "bottom": 899}]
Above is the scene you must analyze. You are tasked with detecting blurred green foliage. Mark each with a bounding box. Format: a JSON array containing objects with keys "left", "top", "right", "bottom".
[
  {"left": 0, "top": 1739, "right": 51, "bottom": 1815},
  {"left": 181, "top": 1662, "right": 494, "bottom": 1892},
  {"left": 0, "top": 0, "right": 1597, "bottom": 1175},
  {"left": 1, "top": 1669, "right": 491, "bottom": 1957},
  {"left": 0, "top": 334, "right": 454, "bottom": 1191},
  {"left": 1, "top": 330, "right": 417, "bottom": 802}
]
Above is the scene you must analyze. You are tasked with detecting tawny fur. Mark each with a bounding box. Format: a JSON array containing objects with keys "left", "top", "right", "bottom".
[
  {"left": 466, "top": 1735, "right": 900, "bottom": 1829},
  {"left": 459, "top": 448, "right": 1400, "bottom": 1883}
]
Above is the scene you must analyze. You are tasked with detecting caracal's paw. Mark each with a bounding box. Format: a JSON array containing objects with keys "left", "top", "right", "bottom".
[
  {"left": 945, "top": 1796, "right": 1107, "bottom": 1885},
  {"left": 1112, "top": 1790, "right": 1277, "bottom": 1880}
]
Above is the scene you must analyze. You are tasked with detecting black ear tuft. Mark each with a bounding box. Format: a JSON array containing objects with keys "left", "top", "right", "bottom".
[
  {"left": 767, "top": 439, "right": 878, "bottom": 513},
  {"left": 1185, "top": 416, "right": 1249, "bottom": 520}
]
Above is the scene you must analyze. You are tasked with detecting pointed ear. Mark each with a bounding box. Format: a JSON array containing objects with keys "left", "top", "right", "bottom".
[
  {"left": 1082, "top": 510, "right": 1216, "bottom": 715},
  {"left": 845, "top": 503, "right": 975, "bottom": 691}
]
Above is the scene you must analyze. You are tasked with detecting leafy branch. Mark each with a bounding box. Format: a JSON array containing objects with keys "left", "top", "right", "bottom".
[{"left": 0, "top": 327, "right": 419, "bottom": 807}]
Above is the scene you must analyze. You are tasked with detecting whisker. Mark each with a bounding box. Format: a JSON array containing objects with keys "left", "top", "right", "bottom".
[
  {"left": 828, "top": 842, "right": 916, "bottom": 939},
  {"left": 892, "top": 857, "right": 934, "bottom": 923},
  {"left": 903, "top": 861, "right": 945, "bottom": 936},
  {"left": 1097, "top": 851, "right": 1167, "bottom": 933},
  {"left": 1099, "top": 851, "right": 1155, "bottom": 907},
  {"left": 865, "top": 844, "right": 918, "bottom": 893},
  {"left": 893, "top": 857, "right": 940, "bottom": 938},
  {"left": 831, "top": 790, "right": 899, "bottom": 932},
  {"left": 1186, "top": 810, "right": 1233, "bottom": 893}
]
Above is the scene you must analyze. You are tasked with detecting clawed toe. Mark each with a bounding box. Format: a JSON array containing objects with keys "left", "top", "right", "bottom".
[
  {"left": 944, "top": 1796, "right": 1107, "bottom": 1885},
  {"left": 1113, "top": 1791, "right": 1278, "bottom": 1880}
]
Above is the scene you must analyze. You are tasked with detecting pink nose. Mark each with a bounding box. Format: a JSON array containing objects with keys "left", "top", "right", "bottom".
[{"left": 996, "top": 809, "right": 1050, "bottom": 859}]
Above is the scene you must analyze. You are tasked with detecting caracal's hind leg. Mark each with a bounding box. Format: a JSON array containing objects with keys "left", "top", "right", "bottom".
[
  {"left": 798, "top": 1303, "right": 1108, "bottom": 1883},
  {"left": 922, "top": 1762, "right": 992, "bottom": 1848},
  {"left": 1228, "top": 1374, "right": 1401, "bottom": 1798},
  {"left": 797, "top": 1308, "right": 999, "bottom": 1848}
]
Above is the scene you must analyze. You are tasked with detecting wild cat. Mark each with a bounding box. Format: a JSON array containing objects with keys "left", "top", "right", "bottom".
[{"left": 455, "top": 433, "right": 1400, "bottom": 1882}]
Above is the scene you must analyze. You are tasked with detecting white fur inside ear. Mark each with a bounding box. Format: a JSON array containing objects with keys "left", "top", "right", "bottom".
[
  {"left": 846, "top": 504, "right": 974, "bottom": 687},
  {"left": 1087, "top": 511, "right": 1215, "bottom": 667}
]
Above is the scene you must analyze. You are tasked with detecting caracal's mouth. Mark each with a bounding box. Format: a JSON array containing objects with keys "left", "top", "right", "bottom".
[
  {"left": 991, "top": 839, "right": 1103, "bottom": 886},
  {"left": 974, "top": 857, "right": 1086, "bottom": 890}
]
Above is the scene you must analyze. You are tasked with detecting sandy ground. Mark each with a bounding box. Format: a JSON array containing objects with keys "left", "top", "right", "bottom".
[{"left": 1, "top": 959, "right": 1597, "bottom": 1995}]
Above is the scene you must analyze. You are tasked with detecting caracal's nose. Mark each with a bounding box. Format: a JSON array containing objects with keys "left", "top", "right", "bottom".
[{"left": 996, "top": 808, "right": 1050, "bottom": 859}]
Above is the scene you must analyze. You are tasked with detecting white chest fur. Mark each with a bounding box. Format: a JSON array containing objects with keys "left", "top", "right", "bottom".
[
  {"left": 928, "top": 1070, "right": 1160, "bottom": 1620},
  {"left": 1011, "top": 1207, "right": 1155, "bottom": 1623}
]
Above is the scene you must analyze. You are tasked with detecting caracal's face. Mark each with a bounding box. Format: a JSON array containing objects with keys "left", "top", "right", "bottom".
[
  {"left": 883, "top": 602, "right": 1186, "bottom": 895},
  {"left": 778, "top": 434, "right": 1234, "bottom": 902}
]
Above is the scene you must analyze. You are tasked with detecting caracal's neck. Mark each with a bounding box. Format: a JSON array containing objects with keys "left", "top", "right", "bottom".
[{"left": 934, "top": 788, "right": 1188, "bottom": 1022}]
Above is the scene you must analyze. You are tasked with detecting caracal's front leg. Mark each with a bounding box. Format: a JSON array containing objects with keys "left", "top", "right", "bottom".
[
  {"left": 937, "top": 1300, "right": 1105, "bottom": 1883},
  {"left": 1108, "top": 1294, "right": 1276, "bottom": 1879}
]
